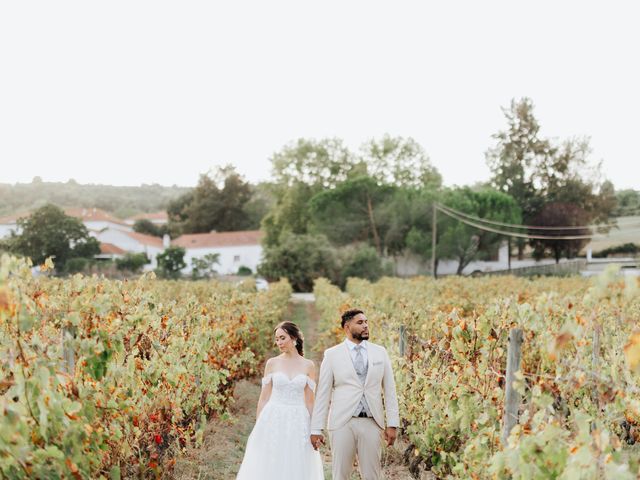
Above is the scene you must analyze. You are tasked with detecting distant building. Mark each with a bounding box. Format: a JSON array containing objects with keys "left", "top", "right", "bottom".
[
  {"left": 96, "top": 242, "right": 127, "bottom": 261},
  {"left": 172, "top": 230, "right": 263, "bottom": 275},
  {"left": 1, "top": 207, "right": 265, "bottom": 276},
  {"left": 0, "top": 207, "right": 131, "bottom": 239},
  {"left": 92, "top": 229, "right": 165, "bottom": 270},
  {"left": 0, "top": 213, "right": 23, "bottom": 238}
]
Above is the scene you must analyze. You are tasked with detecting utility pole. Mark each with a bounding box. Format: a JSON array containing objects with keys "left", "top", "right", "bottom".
[{"left": 431, "top": 202, "right": 437, "bottom": 278}]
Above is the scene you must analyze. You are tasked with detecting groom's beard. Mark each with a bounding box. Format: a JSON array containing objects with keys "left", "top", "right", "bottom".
[{"left": 352, "top": 331, "right": 369, "bottom": 341}]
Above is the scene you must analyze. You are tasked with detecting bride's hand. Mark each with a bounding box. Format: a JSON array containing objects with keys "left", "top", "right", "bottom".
[{"left": 310, "top": 434, "right": 324, "bottom": 450}]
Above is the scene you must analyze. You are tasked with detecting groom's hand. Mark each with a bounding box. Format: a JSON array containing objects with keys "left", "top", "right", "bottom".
[
  {"left": 310, "top": 434, "right": 324, "bottom": 450},
  {"left": 384, "top": 427, "right": 397, "bottom": 446}
]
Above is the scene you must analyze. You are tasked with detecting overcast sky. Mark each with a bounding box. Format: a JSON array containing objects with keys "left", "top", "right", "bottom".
[{"left": 1, "top": 1, "right": 638, "bottom": 190}]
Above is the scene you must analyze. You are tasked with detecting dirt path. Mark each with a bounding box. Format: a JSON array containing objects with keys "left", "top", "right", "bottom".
[{"left": 172, "top": 297, "right": 415, "bottom": 480}]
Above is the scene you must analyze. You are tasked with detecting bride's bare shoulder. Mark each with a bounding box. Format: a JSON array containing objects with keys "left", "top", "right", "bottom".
[{"left": 264, "top": 356, "right": 280, "bottom": 373}]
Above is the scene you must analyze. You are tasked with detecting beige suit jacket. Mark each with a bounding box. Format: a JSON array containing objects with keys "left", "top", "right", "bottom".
[{"left": 311, "top": 340, "right": 400, "bottom": 432}]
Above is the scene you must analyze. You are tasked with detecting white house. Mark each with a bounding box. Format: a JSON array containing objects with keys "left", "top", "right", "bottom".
[
  {"left": 394, "top": 242, "right": 566, "bottom": 276},
  {"left": 0, "top": 208, "right": 131, "bottom": 239},
  {"left": 0, "top": 213, "right": 23, "bottom": 239},
  {"left": 92, "top": 229, "right": 166, "bottom": 271},
  {"left": 172, "top": 230, "right": 263, "bottom": 275}
]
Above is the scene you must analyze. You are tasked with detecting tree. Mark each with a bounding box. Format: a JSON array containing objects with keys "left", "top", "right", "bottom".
[
  {"left": 243, "top": 182, "right": 276, "bottom": 229},
  {"left": 309, "top": 176, "right": 395, "bottom": 254},
  {"left": 438, "top": 188, "right": 522, "bottom": 274},
  {"left": 486, "top": 98, "right": 553, "bottom": 258},
  {"left": 359, "top": 135, "right": 442, "bottom": 190},
  {"left": 7, "top": 204, "right": 100, "bottom": 270},
  {"left": 262, "top": 138, "right": 363, "bottom": 246},
  {"left": 191, "top": 253, "right": 220, "bottom": 279},
  {"left": 167, "top": 166, "right": 253, "bottom": 235},
  {"left": 487, "top": 98, "right": 615, "bottom": 261},
  {"left": 261, "top": 182, "right": 316, "bottom": 247},
  {"left": 335, "top": 245, "right": 386, "bottom": 288},
  {"left": 529, "top": 202, "right": 591, "bottom": 263},
  {"left": 258, "top": 234, "right": 338, "bottom": 292},
  {"left": 116, "top": 252, "right": 150, "bottom": 273},
  {"left": 133, "top": 219, "right": 166, "bottom": 237},
  {"left": 614, "top": 189, "right": 640, "bottom": 216},
  {"left": 270, "top": 138, "right": 359, "bottom": 189},
  {"left": 156, "top": 246, "right": 186, "bottom": 279}
]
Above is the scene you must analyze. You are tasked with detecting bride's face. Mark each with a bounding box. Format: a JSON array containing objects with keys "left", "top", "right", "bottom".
[{"left": 275, "top": 328, "right": 295, "bottom": 353}]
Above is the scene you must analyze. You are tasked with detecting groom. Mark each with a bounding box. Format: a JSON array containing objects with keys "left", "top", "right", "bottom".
[{"left": 310, "top": 309, "right": 400, "bottom": 480}]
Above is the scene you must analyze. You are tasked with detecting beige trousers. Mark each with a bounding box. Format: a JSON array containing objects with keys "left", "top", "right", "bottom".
[{"left": 329, "top": 417, "right": 383, "bottom": 480}]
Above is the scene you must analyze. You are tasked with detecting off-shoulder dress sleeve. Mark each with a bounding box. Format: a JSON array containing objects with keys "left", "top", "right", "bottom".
[
  {"left": 306, "top": 376, "right": 316, "bottom": 392},
  {"left": 261, "top": 374, "right": 273, "bottom": 386}
]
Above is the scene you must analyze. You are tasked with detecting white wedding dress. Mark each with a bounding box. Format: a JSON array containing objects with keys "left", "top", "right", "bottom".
[{"left": 236, "top": 372, "right": 324, "bottom": 479}]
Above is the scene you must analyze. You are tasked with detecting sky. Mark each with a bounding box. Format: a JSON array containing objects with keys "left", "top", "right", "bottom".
[{"left": 1, "top": 1, "right": 638, "bottom": 190}]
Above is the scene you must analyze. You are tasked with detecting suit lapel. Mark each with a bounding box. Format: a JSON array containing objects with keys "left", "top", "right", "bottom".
[{"left": 341, "top": 342, "right": 358, "bottom": 379}]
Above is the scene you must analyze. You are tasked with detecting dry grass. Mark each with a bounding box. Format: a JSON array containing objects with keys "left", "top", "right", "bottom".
[{"left": 171, "top": 379, "right": 261, "bottom": 480}]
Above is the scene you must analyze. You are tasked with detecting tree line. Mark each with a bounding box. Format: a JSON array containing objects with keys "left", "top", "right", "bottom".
[{"left": 1, "top": 98, "right": 633, "bottom": 287}]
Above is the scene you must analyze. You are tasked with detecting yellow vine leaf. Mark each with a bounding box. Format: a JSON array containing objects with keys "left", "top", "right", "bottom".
[{"left": 624, "top": 332, "right": 640, "bottom": 372}]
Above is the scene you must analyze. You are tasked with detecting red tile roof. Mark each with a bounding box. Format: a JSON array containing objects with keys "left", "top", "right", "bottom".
[
  {"left": 172, "top": 230, "right": 263, "bottom": 249},
  {"left": 124, "top": 231, "right": 164, "bottom": 248},
  {"left": 99, "top": 243, "right": 126, "bottom": 255}
]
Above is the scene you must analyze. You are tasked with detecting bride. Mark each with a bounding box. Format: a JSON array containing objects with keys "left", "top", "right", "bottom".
[{"left": 236, "top": 321, "right": 324, "bottom": 479}]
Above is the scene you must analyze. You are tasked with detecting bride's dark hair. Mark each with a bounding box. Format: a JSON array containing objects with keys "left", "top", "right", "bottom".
[{"left": 274, "top": 321, "right": 304, "bottom": 356}]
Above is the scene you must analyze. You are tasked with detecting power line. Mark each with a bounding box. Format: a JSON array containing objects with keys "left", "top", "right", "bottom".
[
  {"left": 435, "top": 205, "right": 596, "bottom": 240},
  {"left": 436, "top": 202, "right": 611, "bottom": 231}
]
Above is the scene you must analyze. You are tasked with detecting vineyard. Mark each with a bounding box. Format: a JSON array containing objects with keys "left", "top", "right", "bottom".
[
  {"left": 314, "top": 271, "right": 640, "bottom": 479},
  {"left": 3, "top": 249, "right": 640, "bottom": 480},
  {"left": 0, "top": 254, "right": 291, "bottom": 479}
]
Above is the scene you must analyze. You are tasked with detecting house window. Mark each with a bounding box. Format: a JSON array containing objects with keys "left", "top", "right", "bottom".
[{"left": 234, "top": 255, "right": 240, "bottom": 263}]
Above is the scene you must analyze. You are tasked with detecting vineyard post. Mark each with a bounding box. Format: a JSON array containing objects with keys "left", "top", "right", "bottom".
[
  {"left": 399, "top": 325, "right": 406, "bottom": 357},
  {"left": 502, "top": 328, "right": 523, "bottom": 445},
  {"left": 431, "top": 203, "right": 437, "bottom": 279}
]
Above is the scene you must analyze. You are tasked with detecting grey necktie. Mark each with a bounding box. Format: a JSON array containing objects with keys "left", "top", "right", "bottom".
[
  {"left": 354, "top": 345, "right": 370, "bottom": 416},
  {"left": 354, "top": 345, "right": 366, "bottom": 380}
]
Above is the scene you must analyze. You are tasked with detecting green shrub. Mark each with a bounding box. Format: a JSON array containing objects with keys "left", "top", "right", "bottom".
[
  {"left": 237, "top": 265, "right": 252, "bottom": 276},
  {"left": 115, "top": 253, "right": 150, "bottom": 273}
]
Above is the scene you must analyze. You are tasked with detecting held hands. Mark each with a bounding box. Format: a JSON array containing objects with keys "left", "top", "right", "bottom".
[
  {"left": 383, "top": 427, "right": 397, "bottom": 447},
  {"left": 310, "top": 434, "right": 324, "bottom": 451}
]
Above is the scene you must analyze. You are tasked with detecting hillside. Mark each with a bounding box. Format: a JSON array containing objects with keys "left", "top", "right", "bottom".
[
  {"left": 0, "top": 180, "right": 191, "bottom": 219},
  {"left": 582, "top": 215, "right": 640, "bottom": 253}
]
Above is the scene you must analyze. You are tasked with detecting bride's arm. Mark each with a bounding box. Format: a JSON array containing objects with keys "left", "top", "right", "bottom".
[
  {"left": 256, "top": 359, "right": 274, "bottom": 419},
  {"left": 304, "top": 361, "right": 318, "bottom": 417}
]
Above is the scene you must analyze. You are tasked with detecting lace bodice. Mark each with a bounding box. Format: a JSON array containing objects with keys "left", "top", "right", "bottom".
[
  {"left": 238, "top": 372, "right": 324, "bottom": 478},
  {"left": 262, "top": 372, "right": 316, "bottom": 406}
]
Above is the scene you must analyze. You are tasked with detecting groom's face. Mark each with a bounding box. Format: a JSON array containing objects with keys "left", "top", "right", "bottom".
[{"left": 347, "top": 313, "right": 369, "bottom": 341}]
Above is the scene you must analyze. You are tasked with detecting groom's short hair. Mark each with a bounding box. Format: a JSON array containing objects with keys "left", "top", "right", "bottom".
[{"left": 341, "top": 309, "right": 364, "bottom": 328}]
